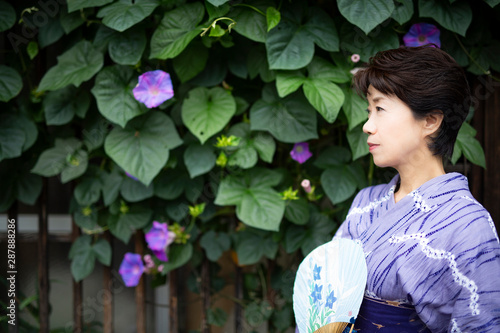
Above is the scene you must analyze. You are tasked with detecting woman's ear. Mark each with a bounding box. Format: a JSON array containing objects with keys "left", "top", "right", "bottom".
[{"left": 424, "top": 110, "right": 444, "bottom": 137}]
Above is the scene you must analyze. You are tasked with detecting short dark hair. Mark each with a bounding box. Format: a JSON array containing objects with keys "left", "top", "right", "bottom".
[{"left": 353, "top": 45, "right": 471, "bottom": 158}]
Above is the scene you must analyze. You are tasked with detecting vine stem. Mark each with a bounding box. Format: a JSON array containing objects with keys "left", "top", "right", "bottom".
[
  {"left": 453, "top": 33, "right": 500, "bottom": 82},
  {"left": 233, "top": 3, "right": 266, "bottom": 16}
]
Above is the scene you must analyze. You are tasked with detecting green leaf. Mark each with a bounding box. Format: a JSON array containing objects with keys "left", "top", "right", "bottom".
[
  {"left": 207, "top": 0, "right": 229, "bottom": 5},
  {"left": 69, "top": 236, "right": 96, "bottom": 281},
  {"left": 230, "top": 3, "right": 267, "bottom": 43},
  {"left": 68, "top": 0, "right": 113, "bottom": 13},
  {"left": 284, "top": 198, "right": 310, "bottom": 225},
  {"left": 337, "top": 0, "right": 395, "bottom": 35},
  {"left": 250, "top": 87, "right": 318, "bottom": 143},
  {"left": 342, "top": 87, "right": 368, "bottom": 130},
  {"left": 38, "top": 41, "right": 104, "bottom": 92},
  {"left": 182, "top": 87, "right": 236, "bottom": 144},
  {"left": 173, "top": 41, "right": 209, "bottom": 83},
  {"left": 74, "top": 207, "right": 98, "bottom": 229},
  {"left": 418, "top": 0, "right": 472, "bottom": 37},
  {"left": 307, "top": 57, "right": 351, "bottom": 83},
  {"left": 91, "top": 65, "right": 146, "bottom": 128},
  {"left": 303, "top": 79, "right": 345, "bottom": 123},
  {"left": 346, "top": 125, "right": 369, "bottom": 160},
  {"left": 60, "top": 8, "right": 86, "bottom": 34},
  {"left": 120, "top": 177, "right": 154, "bottom": 202},
  {"left": 97, "top": 0, "right": 159, "bottom": 32},
  {"left": 284, "top": 225, "right": 307, "bottom": 253},
  {"left": 209, "top": 24, "right": 226, "bottom": 37},
  {"left": 233, "top": 231, "right": 267, "bottom": 265},
  {"left": 200, "top": 231, "right": 231, "bottom": 262},
  {"left": 163, "top": 243, "right": 193, "bottom": 272},
  {"left": 253, "top": 132, "right": 276, "bottom": 163},
  {"left": 340, "top": 23, "right": 399, "bottom": 62},
  {"left": 43, "top": 86, "right": 90, "bottom": 125},
  {"left": 266, "top": 19, "right": 314, "bottom": 70},
  {"left": 27, "top": 42, "right": 39, "bottom": 60},
  {"left": 321, "top": 165, "right": 357, "bottom": 204},
  {"left": 154, "top": 170, "right": 188, "bottom": 200},
  {"left": 108, "top": 28, "right": 147, "bottom": 65},
  {"left": 314, "top": 146, "right": 352, "bottom": 169},
  {"left": 456, "top": 123, "right": 486, "bottom": 168},
  {"left": 214, "top": 176, "right": 247, "bottom": 206},
  {"left": 61, "top": 149, "right": 88, "bottom": 183},
  {"left": 391, "top": 0, "right": 414, "bottom": 25},
  {"left": 0, "top": 113, "right": 37, "bottom": 153},
  {"left": 101, "top": 170, "right": 123, "bottom": 206},
  {"left": 0, "top": 65, "right": 23, "bottom": 102},
  {"left": 31, "top": 138, "right": 85, "bottom": 181},
  {"left": 110, "top": 205, "right": 153, "bottom": 243},
  {"left": 228, "top": 146, "right": 258, "bottom": 169},
  {"left": 39, "top": 17, "right": 64, "bottom": 49},
  {"left": 237, "top": 188, "right": 285, "bottom": 231},
  {"left": 275, "top": 70, "right": 306, "bottom": 98},
  {"left": 149, "top": 2, "right": 204, "bottom": 59},
  {"left": 184, "top": 143, "right": 216, "bottom": 178},
  {"left": 74, "top": 177, "right": 102, "bottom": 206},
  {"left": 450, "top": 141, "right": 462, "bottom": 164},
  {"left": 484, "top": 0, "right": 500, "bottom": 7},
  {"left": 0, "top": 128, "right": 24, "bottom": 162},
  {"left": 105, "top": 112, "right": 181, "bottom": 186},
  {"left": 206, "top": 2, "right": 230, "bottom": 21},
  {"left": 247, "top": 46, "right": 276, "bottom": 82},
  {"left": 245, "top": 301, "right": 273, "bottom": 326},
  {"left": 69, "top": 235, "right": 92, "bottom": 259},
  {"left": 302, "top": 7, "right": 339, "bottom": 52},
  {"left": 0, "top": 1, "right": 16, "bottom": 32},
  {"left": 266, "top": 7, "right": 281, "bottom": 32},
  {"left": 301, "top": 211, "right": 337, "bottom": 256},
  {"left": 207, "top": 308, "right": 228, "bottom": 327},
  {"left": 93, "top": 239, "right": 112, "bottom": 266},
  {"left": 17, "top": 174, "right": 42, "bottom": 205}
]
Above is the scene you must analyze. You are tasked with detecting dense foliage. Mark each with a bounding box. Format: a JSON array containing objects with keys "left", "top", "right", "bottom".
[{"left": 1, "top": 0, "right": 497, "bottom": 330}]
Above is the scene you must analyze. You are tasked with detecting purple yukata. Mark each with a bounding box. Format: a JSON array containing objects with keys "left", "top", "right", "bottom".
[{"left": 335, "top": 172, "right": 500, "bottom": 332}]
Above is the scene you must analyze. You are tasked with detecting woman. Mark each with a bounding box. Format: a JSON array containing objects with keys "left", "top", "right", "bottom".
[{"left": 334, "top": 46, "right": 500, "bottom": 332}]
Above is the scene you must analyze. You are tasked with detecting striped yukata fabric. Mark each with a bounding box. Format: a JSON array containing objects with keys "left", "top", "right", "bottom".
[{"left": 335, "top": 172, "right": 500, "bottom": 332}]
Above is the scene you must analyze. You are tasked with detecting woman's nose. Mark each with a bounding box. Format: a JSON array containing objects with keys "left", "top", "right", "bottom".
[{"left": 363, "top": 116, "right": 376, "bottom": 135}]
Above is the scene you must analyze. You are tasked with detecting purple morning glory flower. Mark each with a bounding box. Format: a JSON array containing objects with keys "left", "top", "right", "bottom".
[
  {"left": 313, "top": 264, "right": 322, "bottom": 280},
  {"left": 310, "top": 284, "right": 323, "bottom": 304},
  {"left": 133, "top": 70, "right": 174, "bottom": 108},
  {"left": 403, "top": 23, "right": 441, "bottom": 48},
  {"left": 290, "top": 142, "right": 312, "bottom": 164},
  {"left": 119, "top": 253, "right": 144, "bottom": 287},
  {"left": 325, "top": 290, "right": 337, "bottom": 309},
  {"left": 145, "top": 221, "right": 176, "bottom": 261}
]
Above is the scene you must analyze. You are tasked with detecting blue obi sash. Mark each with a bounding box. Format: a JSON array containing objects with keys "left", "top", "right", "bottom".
[{"left": 352, "top": 296, "right": 432, "bottom": 333}]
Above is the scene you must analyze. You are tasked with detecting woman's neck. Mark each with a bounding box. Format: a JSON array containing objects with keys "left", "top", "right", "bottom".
[{"left": 394, "top": 154, "right": 445, "bottom": 203}]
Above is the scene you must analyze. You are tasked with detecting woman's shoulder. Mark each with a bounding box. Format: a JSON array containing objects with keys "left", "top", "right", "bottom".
[{"left": 354, "top": 175, "right": 398, "bottom": 204}]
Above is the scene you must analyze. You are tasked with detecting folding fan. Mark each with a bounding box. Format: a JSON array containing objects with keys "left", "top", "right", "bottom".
[{"left": 293, "top": 238, "right": 367, "bottom": 333}]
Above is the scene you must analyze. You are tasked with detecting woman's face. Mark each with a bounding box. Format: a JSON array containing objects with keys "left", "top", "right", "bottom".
[{"left": 363, "top": 85, "right": 429, "bottom": 170}]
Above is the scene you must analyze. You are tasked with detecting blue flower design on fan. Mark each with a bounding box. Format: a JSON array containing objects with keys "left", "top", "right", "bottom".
[
  {"left": 310, "top": 284, "right": 323, "bottom": 304},
  {"left": 313, "top": 264, "right": 322, "bottom": 280},
  {"left": 325, "top": 290, "right": 337, "bottom": 309}
]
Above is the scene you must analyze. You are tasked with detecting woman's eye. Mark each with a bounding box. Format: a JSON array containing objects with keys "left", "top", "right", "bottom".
[
  {"left": 366, "top": 109, "right": 371, "bottom": 116},
  {"left": 376, "top": 106, "right": 384, "bottom": 111}
]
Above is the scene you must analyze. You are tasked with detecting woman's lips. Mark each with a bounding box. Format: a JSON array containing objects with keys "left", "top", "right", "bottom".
[{"left": 368, "top": 143, "right": 379, "bottom": 151}]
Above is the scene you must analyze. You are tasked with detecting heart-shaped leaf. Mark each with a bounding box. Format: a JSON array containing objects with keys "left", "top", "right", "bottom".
[
  {"left": 0, "top": 1, "right": 16, "bottom": 32},
  {"left": 184, "top": 143, "right": 216, "bottom": 178},
  {"left": 150, "top": 2, "right": 204, "bottom": 59},
  {"left": 337, "top": 0, "right": 395, "bottom": 35},
  {"left": 97, "top": 0, "right": 159, "bottom": 32},
  {"left": 43, "top": 86, "right": 90, "bottom": 125},
  {"left": 0, "top": 65, "right": 23, "bottom": 102},
  {"left": 182, "top": 87, "right": 236, "bottom": 144},
  {"left": 38, "top": 41, "right": 103, "bottom": 91},
  {"left": 105, "top": 112, "right": 182, "bottom": 186},
  {"left": 91, "top": 65, "right": 147, "bottom": 127},
  {"left": 108, "top": 27, "right": 147, "bottom": 65},
  {"left": 419, "top": 0, "right": 472, "bottom": 37}
]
